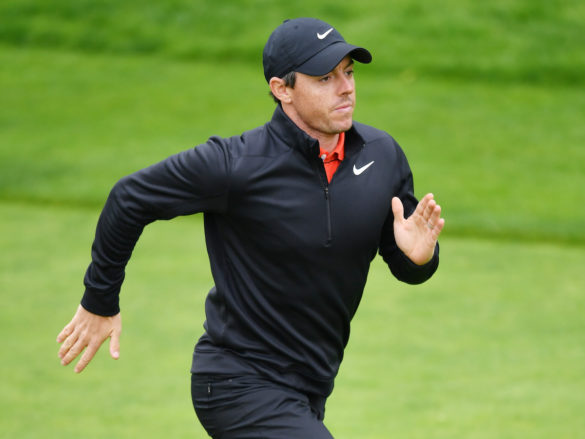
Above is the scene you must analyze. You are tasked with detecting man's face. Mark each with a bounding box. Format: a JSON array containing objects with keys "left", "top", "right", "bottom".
[{"left": 286, "top": 56, "right": 356, "bottom": 139}]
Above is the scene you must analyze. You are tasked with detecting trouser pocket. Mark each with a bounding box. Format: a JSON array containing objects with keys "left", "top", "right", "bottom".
[{"left": 190, "top": 374, "right": 332, "bottom": 439}]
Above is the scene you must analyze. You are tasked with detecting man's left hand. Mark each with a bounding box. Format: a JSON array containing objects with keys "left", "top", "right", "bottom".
[{"left": 392, "top": 193, "right": 445, "bottom": 265}]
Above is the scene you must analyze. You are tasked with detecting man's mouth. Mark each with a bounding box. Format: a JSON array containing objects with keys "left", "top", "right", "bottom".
[{"left": 333, "top": 102, "right": 353, "bottom": 113}]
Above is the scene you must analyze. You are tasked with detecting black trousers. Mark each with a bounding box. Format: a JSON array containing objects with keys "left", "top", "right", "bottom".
[{"left": 191, "top": 374, "right": 334, "bottom": 439}]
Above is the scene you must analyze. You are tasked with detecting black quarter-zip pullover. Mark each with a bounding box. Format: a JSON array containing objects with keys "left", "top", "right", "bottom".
[{"left": 81, "top": 105, "right": 439, "bottom": 397}]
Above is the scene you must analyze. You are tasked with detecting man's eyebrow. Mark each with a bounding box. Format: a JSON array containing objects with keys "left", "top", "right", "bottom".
[{"left": 320, "top": 60, "right": 354, "bottom": 77}]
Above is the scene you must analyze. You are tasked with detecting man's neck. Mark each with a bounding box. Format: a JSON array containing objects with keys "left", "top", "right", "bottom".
[
  {"left": 281, "top": 104, "right": 340, "bottom": 153},
  {"left": 315, "top": 132, "right": 340, "bottom": 153}
]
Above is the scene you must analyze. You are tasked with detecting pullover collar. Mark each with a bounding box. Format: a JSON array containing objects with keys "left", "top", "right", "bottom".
[{"left": 267, "top": 104, "right": 364, "bottom": 159}]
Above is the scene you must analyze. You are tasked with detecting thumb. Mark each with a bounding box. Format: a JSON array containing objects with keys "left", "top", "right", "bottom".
[
  {"left": 109, "top": 328, "right": 120, "bottom": 360},
  {"left": 392, "top": 197, "right": 404, "bottom": 223}
]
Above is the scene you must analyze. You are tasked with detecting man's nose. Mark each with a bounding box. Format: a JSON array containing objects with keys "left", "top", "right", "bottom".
[{"left": 338, "top": 75, "right": 354, "bottom": 95}]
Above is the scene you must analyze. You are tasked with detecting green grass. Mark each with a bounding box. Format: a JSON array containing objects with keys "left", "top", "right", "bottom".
[
  {"left": 0, "top": 203, "right": 209, "bottom": 438},
  {"left": 332, "top": 240, "right": 585, "bottom": 438},
  {"left": 1, "top": 1, "right": 584, "bottom": 437},
  {"left": 1, "top": 0, "right": 584, "bottom": 84},
  {"left": 1, "top": 46, "right": 584, "bottom": 243},
  {"left": 1, "top": 203, "right": 583, "bottom": 438}
]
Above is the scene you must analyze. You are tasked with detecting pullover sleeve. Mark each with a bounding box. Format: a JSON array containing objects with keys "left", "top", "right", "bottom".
[
  {"left": 81, "top": 137, "right": 231, "bottom": 316},
  {"left": 378, "top": 142, "right": 439, "bottom": 284}
]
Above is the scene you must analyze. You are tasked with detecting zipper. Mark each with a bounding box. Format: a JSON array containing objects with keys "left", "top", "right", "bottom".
[
  {"left": 312, "top": 157, "right": 333, "bottom": 246},
  {"left": 323, "top": 185, "right": 332, "bottom": 245}
]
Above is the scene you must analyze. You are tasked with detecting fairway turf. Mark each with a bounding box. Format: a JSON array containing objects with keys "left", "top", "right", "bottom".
[
  {"left": 1, "top": 203, "right": 584, "bottom": 438},
  {"left": 1, "top": 1, "right": 584, "bottom": 437},
  {"left": 1, "top": 47, "right": 584, "bottom": 243}
]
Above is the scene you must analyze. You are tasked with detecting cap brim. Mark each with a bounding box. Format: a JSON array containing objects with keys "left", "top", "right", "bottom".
[{"left": 296, "top": 42, "right": 372, "bottom": 77}]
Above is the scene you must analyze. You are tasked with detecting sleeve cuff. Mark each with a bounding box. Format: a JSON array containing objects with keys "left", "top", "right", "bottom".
[
  {"left": 392, "top": 243, "right": 440, "bottom": 285},
  {"left": 81, "top": 289, "right": 120, "bottom": 316}
]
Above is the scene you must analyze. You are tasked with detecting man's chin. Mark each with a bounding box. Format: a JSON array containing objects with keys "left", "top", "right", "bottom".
[{"left": 334, "top": 118, "right": 353, "bottom": 133}]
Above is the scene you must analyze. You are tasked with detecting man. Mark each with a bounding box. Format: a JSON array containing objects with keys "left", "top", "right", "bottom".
[{"left": 57, "top": 17, "right": 444, "bottom": 438}]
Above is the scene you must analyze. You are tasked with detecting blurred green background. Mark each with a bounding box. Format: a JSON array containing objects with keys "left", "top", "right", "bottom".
[{"left": 1, "top": 1, "right": 584, "bottom": 438}]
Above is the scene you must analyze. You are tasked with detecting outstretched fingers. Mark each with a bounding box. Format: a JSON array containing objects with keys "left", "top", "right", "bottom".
[
  {"left": 60, "top": 333, "right": 87, "bottom": 366},
  {"left": 414, "top": 193, "right": 434, "bottom": 219},
  {"left": 58, "top": 327, "right": 80, "bottom": 363},
  {"left": 427, "top": 206, "right": 445, "bottom": 237},
  {"left": 56, "top": 321, "right": 74, "bottom": 344},
  {"left": 392, "top": 192, "right": 445, "bottom": 265},
  {"left": 423, "top": 199, "right": 436, "bottom": 221},
  {"left": 56, "top": 305, "right": 122, "bottom": 373},
  {"left": 75, "top": 341, "right": 102, "bottom": 373},
  {"left": 416, "top": 194, "right": 442, "bottom": 231},
  {"left": 431, "top": 205, "right": 443, "bottom": 227}
]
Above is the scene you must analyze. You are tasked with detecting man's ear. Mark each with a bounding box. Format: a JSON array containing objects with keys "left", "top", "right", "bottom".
[{"left": 269, "top": 77, "right": 292, "bottom": 104}]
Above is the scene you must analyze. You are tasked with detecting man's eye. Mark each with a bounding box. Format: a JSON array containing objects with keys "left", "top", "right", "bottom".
[
  {"left": 319, "top": 76, "right": 331, "bottom": 82},
  {"left": 345, "top": 70, "right": 354, "bottom": 77}
]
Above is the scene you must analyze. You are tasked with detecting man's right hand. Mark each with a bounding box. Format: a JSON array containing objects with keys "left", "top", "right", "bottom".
[{"left": 57, "top": 305, "right": 121, "bottom": 373}]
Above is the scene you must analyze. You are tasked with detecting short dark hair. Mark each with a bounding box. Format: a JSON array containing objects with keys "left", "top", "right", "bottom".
[{"left": 269, "top": 71, "right": 296, "bottom": 103}]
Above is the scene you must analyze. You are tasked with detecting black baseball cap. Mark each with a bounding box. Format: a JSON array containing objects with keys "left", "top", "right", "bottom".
[{"left": 263, "top": 18, "right": 372, "bottom": 83}]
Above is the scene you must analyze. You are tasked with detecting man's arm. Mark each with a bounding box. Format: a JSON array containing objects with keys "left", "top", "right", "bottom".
[
  {"left": 82, "top": 137, "right": 232, "bottom": 316},
  {"left": 377, "top": 140, "right": 443, "bottom": 283},
  {"left": 56, "top": 137, "right": 231, "bottom": 372}
]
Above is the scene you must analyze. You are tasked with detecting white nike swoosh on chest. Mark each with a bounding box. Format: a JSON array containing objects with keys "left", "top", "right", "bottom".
[{"left": 353, "top": 161, "right": 375, "bottom": 175}]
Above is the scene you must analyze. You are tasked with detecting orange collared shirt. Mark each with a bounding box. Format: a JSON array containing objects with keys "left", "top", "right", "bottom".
[{"left": 318, "top": 132, "right": 345, "bottom": 183}]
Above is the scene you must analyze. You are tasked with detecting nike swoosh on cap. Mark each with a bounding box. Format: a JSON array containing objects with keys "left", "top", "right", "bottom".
[
  {"left": 353, "top": 161, "right": 375, "bottom": 175},
  {"left": 317, "top": 28, "right": 334, "bottom": 39}
]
